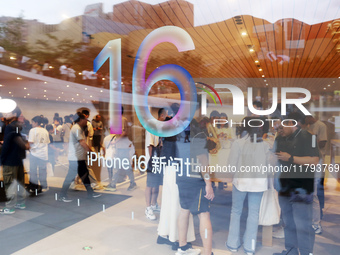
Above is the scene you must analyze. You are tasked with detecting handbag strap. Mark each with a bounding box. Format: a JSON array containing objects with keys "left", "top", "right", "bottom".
[{"left": 106, "top": 135, "right": 116, "bottom": 149}]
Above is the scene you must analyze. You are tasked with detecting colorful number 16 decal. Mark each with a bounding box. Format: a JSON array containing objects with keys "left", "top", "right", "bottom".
[{"left": 94, "top": 26, "right": 197, "bottom": 137}]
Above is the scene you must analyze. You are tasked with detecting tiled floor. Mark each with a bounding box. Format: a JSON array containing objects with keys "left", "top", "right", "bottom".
[{"left": 0, "top": 174, "right": 338, "bottom": 255}]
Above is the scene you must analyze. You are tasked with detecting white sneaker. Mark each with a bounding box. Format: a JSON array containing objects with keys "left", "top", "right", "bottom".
[
  {"left": 273, "top": 226, "right": 285, "bottom": 239},
  {"left": 312, "top": 224, "right": 322, "bottom": 235},
  {"left": 175, "top": 248, "right": 201, "bottom": 255},
  {"left": 145, "top": 207, "right": 156, "bottom": 220},
  {"left": 69, "top": 181, "right": 76, "bottom": 189},
  {"left": 151, "top": 203, "right": 161, "bottom": 212}
]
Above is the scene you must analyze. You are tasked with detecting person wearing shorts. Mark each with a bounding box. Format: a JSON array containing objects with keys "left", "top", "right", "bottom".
[
  {"left": 176, "top": 116, "right": 215, "bottom": 255},
  {"left": 144, "top": 108, "right": 167, "bottom": 220}
]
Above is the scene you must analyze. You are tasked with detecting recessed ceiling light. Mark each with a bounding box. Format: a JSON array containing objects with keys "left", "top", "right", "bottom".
[
  {"left": 76, "top": 94, "right": 79, "bottom": 96},
  {"left": 266, "top": 84, "right": 268, "bottom": 86},
  {"left": 44, "top": 90, "right": 46, "bottom": 92},
  {"left": 24, "top": 87, "right": 27, "bottom": 90},
  {"left": 44, "top": 82, "right": 47, "bottom": 84},
  {"left": 255, "top": 60, "right": 259, "bottom": 63},
  {"left": 61, "top": 92, "right": 64, "bottom": 94},
  {"left": 71, "top": 98, "right": 74, "bottom": 100},
  {"left": 78, "top": 72, "right": 82, "bottom": 75},
  {"left": 0, "top": 84, "right": 2, "bottom": 87},
  {"left": 264, "top": 80, "right": 267, "bottom": 82},
  {"left": 324, "top": 88, "right": 326, "bottom": 90},
  {"left": 17, "top": 77, "right": 21, "bottom": 80},
  {"left": 66, "top": 85, "right": 69, "bottom": 87},
  {"left": 90, "top": 95, "right": 92, "bottom": 98},
  {"left": 249, "top": 49, "right": 254, "bottom": 52},
  {"left": 328, "top": 84, "right": 330, "bottom": 87},
  {"left": 24, "top": 96, "right": 26, "bottom": 98},
  {"left": 241, "top": 32, "right": 247, "bottom": 36},
  {"left": 262, "top": 75, "right": 265, "bottom": 77},
  {"left": 333, "top": 81, "right": 335, "bottom": 83},
  {"left": 44, "top": 95, "right": 46, "bottom": 97},
  {"left": 100, "top": 90, "right": 103, "bottom": 92},
  {"left": 9, "top": 92, "right": 11, "bottom": 94},
  {"left": 59, "top": 96, "right": 61, "bottom": 98},
  {"left": 27, "top": 93, "right": 30, "bottom": 96},
  {"left": 259, "top": 68, "right": 263, "bottom": 71},
  {"left": 46, "top": 98, "right": 48, "bottom": 100}
]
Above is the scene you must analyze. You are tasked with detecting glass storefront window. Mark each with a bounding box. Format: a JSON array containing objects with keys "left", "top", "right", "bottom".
[{"left": 0, "top": 1, "right": 340, "bottom": 254}]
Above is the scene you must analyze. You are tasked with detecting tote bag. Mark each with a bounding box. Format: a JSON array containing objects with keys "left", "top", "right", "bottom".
[{"left": 259, "top": 178, "right": 281, "bottom": 226}]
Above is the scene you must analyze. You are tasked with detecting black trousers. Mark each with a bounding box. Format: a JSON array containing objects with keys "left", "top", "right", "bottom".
[
  {"left": 60, "top": 160, "right": 93, "bottom": 196},
  {"left": 92, "top": 135, "right": 102, "bottom": 152}
]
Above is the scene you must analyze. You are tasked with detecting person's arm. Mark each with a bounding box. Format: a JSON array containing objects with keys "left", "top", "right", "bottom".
[
  {"left": 14, "top": 136, "right": 30, "bottom": 150},
  {"left": 88, "top": 123, "right": 94, "bottom": 137},
  {"left": 49, "top": 144, "right": 60, "bottom": 151},
  {"left": 148, "top": 145, "right": 153, "bottom": 157},
  {"left": 92, "top": 121, "right": 97, "bottom": 131},
  {"left": 27, "top": 129, "right": 34, "bottom": 149},
  {"left": 317, "top": 123, "right": 328, "bottom": 149},
  {"left": 79, "top": 139, "right": 93, "bottom": 152},
  {"left": 276, "top": 152, "right": 319, "bottom": 165},
  {"left": 197, "top": 154, "right": 214, "bottom": 201},
  {"left": 318, "top": 140, "right": 327, "bottom": 150}
]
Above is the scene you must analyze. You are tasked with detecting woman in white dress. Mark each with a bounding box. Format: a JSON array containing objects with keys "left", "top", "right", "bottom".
[{"left": 157, "top": 116, "right": 195, "bottom": 250}]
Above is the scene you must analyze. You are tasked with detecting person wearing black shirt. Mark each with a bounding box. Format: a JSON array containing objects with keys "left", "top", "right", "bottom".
[
  {"left": 273, "top": 112, "right": 319, "bottom": 255},
  {"left": 0, "top": 107, "right": 30, "bottom": 214}
]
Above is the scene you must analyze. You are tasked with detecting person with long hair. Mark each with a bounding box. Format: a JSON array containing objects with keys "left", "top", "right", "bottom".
[{"left": 226, "top": 118, "right": 270, "bottom": 255}]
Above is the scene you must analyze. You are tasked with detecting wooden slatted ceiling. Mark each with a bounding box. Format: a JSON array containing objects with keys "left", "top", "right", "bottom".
[
  {"left": 313, "top": 22, "right": 340, "bottom": 77},
  {"left": 77, "top": 1, "right": 340, "bottom": 92},
  {"left": 121, "top": 18, "right": 339, "bottom": 79}
]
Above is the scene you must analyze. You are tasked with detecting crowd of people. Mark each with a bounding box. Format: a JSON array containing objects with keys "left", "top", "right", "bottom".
[
  {"left": 22, "top": 60, "right": 108, "bottom": 86},
  {"left": 142, "top": 101, "right": 327, "bottom": 255},
  {"left": 0, "top": 100, "right": 331, "bottom": 255}
]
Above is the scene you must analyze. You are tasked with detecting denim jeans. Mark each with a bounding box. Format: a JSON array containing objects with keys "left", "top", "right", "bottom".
[
  {"left": 29, "top": 154, "right": 48, "bottom": 189},
  {"left": 227, "top": 185, "right": 263, "bottom": 253},
  {"left": 279, "top": 195, "right": 315, "bottom": 255},
  {"left": 108, "top": 166, "right": 135, "bottom": 185}
]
